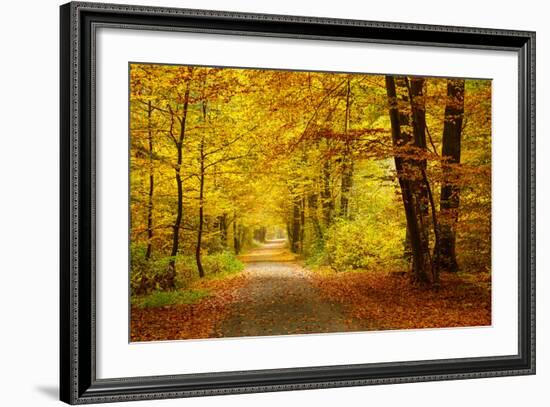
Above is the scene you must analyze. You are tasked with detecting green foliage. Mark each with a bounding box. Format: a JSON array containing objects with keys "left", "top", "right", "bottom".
[
  {"left": 202, "top": 251, "right": 245, "bottom": 276},
  {"left": 130, "top": 243, "right": 175, "bottom": 295},
  {"left": 304, "top": 240, "right": 328, "bottom": 267},
  {"left": 132, "top": 288, "right": 211, "bottom": 309},
  {"left": 174, "top": 251, "right": 244, "bottom": 288},
  {"left": 323, "top": 217, "right": 406, "bottom": 271},
  {"left": 202, "top": 235, "right": 226, "bottom": 254},
  {"left": 130, "top": 244, "right": 244, "bottom": 294}
]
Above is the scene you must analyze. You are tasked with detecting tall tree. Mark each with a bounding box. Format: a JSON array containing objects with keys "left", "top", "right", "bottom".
[
  {"left": 321, "top": 159, "right": 334, "bottom": 226},
  {"left": 145, "top": 100, "right": 154, "bottom": 260},
  {"left": 129, "top": 64, "right": 491, "bottom": 296},
  {"left": 196, "top": 135, "right": 207, "bottom": 278},
  {"left": 195, "top": 93, "right": 208, "bottom": 279},
  {"left": 219, "top": 213, "right": 228, "bottom": 247},
  {"left": 408, "top": 77, "right": 440, "bottom": 284},
  {"left": 166, "top": 68, "right": 193, "bottom": 289},
  {"left": 232, "top": 212, "right": 241, "bottom": 254},
  {"left": 289, "top": 190, "right": 303, "bottom": 253},
  {"left": 307, "top": 183, "right": 323, "bottom": 241},
  {"left": 385, "top": 75, "right": 431, "bottom": 283},
  {"left": 436, "top": 79, "right": 465, "bottom": 272},
  {"left": 340, "top": 78, "right": 353, "bottom": 218}
]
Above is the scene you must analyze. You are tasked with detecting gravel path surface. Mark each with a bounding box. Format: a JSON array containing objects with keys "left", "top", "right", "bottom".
[{"left": 217, "top": 240, "right": 370, "bottom": 338}]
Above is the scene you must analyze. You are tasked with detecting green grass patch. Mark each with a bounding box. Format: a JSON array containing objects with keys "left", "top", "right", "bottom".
[
  {"left": 174, "top": 251, "right": 244, "bottom": 288},
  {"left": 203, "top": 268, "right": 242, "bottom": 282},
  {"left": 132, "top": 288, "right": 211, "bottom": 309},
  {"left": 202, "top": 251, "right": 244, "bottom": 276}
]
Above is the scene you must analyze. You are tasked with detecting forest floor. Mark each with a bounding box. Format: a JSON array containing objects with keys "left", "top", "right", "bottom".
[
  {"left": 215, "top": 240, "right": 374, "bottom": 337},
  {"left": 130, "top": 240, "right": 491, "bottom": 342}
]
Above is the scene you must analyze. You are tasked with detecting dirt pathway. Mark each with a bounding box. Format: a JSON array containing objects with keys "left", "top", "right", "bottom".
[{"left": 216, "top": 239, "right": 372, "bottom": 338}]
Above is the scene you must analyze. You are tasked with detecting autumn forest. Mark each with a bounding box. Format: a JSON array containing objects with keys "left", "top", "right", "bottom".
[{"left": 130, "top": 63, "right": 492, "bottom": 341}]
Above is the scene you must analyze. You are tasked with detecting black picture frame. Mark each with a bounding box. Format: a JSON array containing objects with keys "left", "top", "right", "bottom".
[{"left": 60, "top": 1, "right": 536, "bottom": 404}]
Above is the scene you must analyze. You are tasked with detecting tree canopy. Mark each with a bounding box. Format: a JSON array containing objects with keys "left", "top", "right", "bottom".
[{"left": 129, "top": 63, "right": 491, "bottom": 293}]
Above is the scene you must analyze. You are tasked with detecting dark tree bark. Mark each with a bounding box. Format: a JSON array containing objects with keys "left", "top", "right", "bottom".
[
  {"left": 307, "top": 188, "right": 323, "bottom": 241},
  {"left": 321, "top": 160, "right": 334, "bottom": 226},
  {"left": 259, "top": 227, "right": 267, "bottom": 243},
  {"left": 436, "top": 79, "right": 465, "bottom": 273},
  {"left": 238, "top": 225, "right": 246, "bottom": 252},
  {"left": 404, "top": 228, "right": 412, "bottom": 263},
  {"left": 408, "top": 77, "right": 441, "bottom": 284},
  {"left": 290, "top": 193, "right": 302, "bottom": 253},
  {"left": 300, "top": 196, "right": 306, "bottom": 252},
  {"left": 385, "top": 75, "right": 431, "bottom": 283},
  {"left": 233, "top": 212, "right": 241, "bottom": 254},
  {"left": 195, "top": 136, "right": 206, "bottom": 278},
  {"left": 145, "top": 100, "right": 154, "bottom": 260},
  {"left": 194, "top": 95, "right": 210, "bottom": 279},
  {"left": 253, "top": 227, "right": 267, "bottom": 243},
  {"left": 166, "top": 72, "right": 192, "bottom": 289},
  {"left": 219, "top": 213, "right": 228, "bottom": 247},
  {"left": 340, "top": 79, "right": 353, "bottom": 219}
]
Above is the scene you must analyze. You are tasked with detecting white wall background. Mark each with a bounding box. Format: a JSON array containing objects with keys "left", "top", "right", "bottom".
[{"left": 0, "top": 0, "right": 546, "bottom": 405}]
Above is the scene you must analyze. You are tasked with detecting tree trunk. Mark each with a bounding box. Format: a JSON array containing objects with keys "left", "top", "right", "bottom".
[
  {"left": 254, "top": 227, "right": 267, "bottom": 243},
  {"left": 167, "top": 75, "right": 191, "bottom": 289},
  {"left": 238, "top": 225, "right": 246, "bottom": 252},
  {"left": 340, "top": 161, "right": 353, "bottom": 218},
  {"left": 219, "top": 213, "right": 228, "bottom": 247},
  {"left": 408, "top": 77, "right": 440, "bottom": 284},
  {"left": 385, "top": 75, "right": 431, "bottom": 283},
  {"left": 145, "top": 100, "right": 154, "bottom": 260},
  {"left": 290, "top": 193, "right": 302, "bottom": 253},
  {"left": 307, "top": 188, "right": 323, "bottom": 241},
  {"left": 195, "top": 137, "right": 206, "bottom": 278},
  {"left": 437, "top": 79, "right": 465, "bottom": 273},
  {"left": 300, "top": 196, "right": 306, "bottom": 253},
  {"left": 233, "top": 212, "right": 241, "bottom": 254},
  {"left": 321, "top": 160, "right": 334, "bottom": 226},
  {"left": 404, "top": 228, "right": 412, "bottom": 263},
  {"left": 340, "top": 79, "right": 353, "bottom": 219}
]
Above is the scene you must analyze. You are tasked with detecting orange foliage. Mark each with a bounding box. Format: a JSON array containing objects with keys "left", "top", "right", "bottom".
[
  {"left": 130, "top": 275, "right": 248, "bottom": 342},
  {"left": 310, "top": 270, "right": 491, "bottom": 330}
]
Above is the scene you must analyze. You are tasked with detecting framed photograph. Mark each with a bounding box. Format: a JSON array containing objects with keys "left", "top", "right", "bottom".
[{"left": 60, "top": 1, "right": 535, "bottom": 404}]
